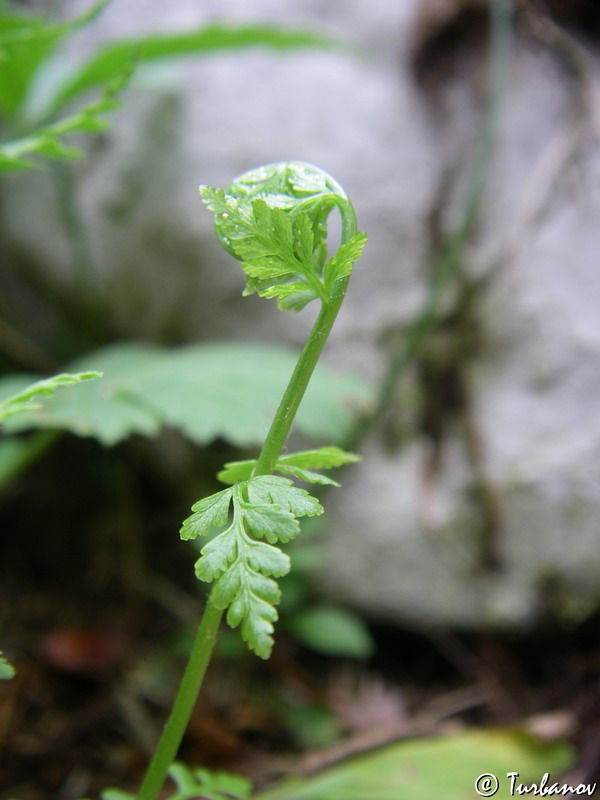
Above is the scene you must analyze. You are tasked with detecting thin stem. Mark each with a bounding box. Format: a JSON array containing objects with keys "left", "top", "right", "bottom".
[
  {"left": 253, "top": 298, "right": 342, "bottom": 476},
  {"left": 136, "top": 600, "right": 223, "bottom": 800}
]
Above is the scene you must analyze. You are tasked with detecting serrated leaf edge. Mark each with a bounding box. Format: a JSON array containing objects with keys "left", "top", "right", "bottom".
[
  {"left": 184, "top": 478, "right": 323, "bottom": 658},
  {"left": 200, "top": 186, "right": 365, "bottom": 309}
]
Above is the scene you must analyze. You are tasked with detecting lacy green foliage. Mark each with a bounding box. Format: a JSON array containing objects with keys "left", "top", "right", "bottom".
[
  {"left": 181, "top": 447, "right": 355, "bottom": 658},
  {"left": 0, "top": 1, "right": 122, "bottom": 170},
  {"left": 47, "top": 26, "right": 336, "bottom": 120},
  {"left": 0, "top": 1, "right": 108, "bottom": 118},
  {"left": 0, "top": 5, "right": 335, "bottom": 171},
  {"left": 218, "top": 445, "right": 361, "bottom": 486},
  {"left": 85, "top": 763, "right": 251, "bottom": 800},
  {"left": 0, "top": 343, "right": 371, "bottom": 445},
  {"left": 181, "top": 474, "right": 324, "bottom": 658},
  {"left": 162, "top": 762, "right": 251, "bottom": 800},
  {"left": 200, "top": 162, "right": 367, "bottom": 310},
  {"left": 0, "top": 651, "right": 15, "bottom": 680},
  {"left": 0, "top": 72, "right": 127, "bottom": 171},
  {"left": 0, "top": 371, "right": 100, "bottom": 423},
  {"left": 254, "top": 730, "right": 574, "bottom": 800}
]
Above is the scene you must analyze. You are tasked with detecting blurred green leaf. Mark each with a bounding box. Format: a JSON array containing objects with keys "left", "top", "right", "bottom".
[
  {"left": 45, "top": 24, "right": 337, "bottom": 119},
  {"left": 0, "top": 1, "right": 108, "bottom": 118},
  {"left": 0, "top": 344, "right": 162, "bottom": 443},
  {"left": 0, "top": 650, "right": 15, "bottom": 680},
  {"left": 0, "top": 370, "right": 101, "bottom": 421},
  {"left": 218, "top": 446, "right": 360, "bottom": 485},
  {"left": 255, "top": 729, "right": 574, "bottom": 800},
  {"left": 122, "top": 343, "right": 370, "bottom": 446},
  {"left": 1, "top": 9, "right": 334, "bottom": 172},
  {"left": 0, "top": 69, "right": 128, "bottom": 171},
  {"left": 288, "top": 605, "right": 374, "bottom": 658},
  {"left": 0, "top": 341, "right": 372, "bottom": 446},
  {"left": 168, "top": 762, "right": 252, "bottom": 800},
  {"left": 284, "top": 704, "right": 342, "bottom": 750}
]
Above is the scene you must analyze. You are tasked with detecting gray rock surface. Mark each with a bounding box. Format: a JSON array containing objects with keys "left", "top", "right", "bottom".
[{"left": 321, "top": 18, "right": 600, "bottom": 628}]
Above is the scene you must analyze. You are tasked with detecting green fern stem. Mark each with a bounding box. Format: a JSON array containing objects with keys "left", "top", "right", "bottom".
[
  {"left": 135, "top": 300, "right": 348, "bottom": 799},
  {"left": 254, "top": 296, "right": 344, "bottom": 475},
  {"left": 137, "top": 601, "right": 223, "bottom": 800},
  {"left": 137, "top": 175, "right": 357, "bottom": 800}
]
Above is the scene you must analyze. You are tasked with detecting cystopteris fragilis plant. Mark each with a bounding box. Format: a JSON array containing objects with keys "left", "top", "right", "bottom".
[{"left": 93, "top": 161, "right": 366, "bottom": 800}]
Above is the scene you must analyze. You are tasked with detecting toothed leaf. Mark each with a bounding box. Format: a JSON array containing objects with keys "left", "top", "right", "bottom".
[
  {"left": 0, "top": 371, "right": 101, "bottom": 423},
  {"left": 195, "top": 527, "right": 237, "bottom": 581},
  {"left": 259, "top": 281, "right": 318, "bottom": 311},
  {"left": 244, "top": 540, "right": 290, "bottom": 577},
  {"left": 226, "top": 566, "right": 281, "bottom": 658},
  {"left": 201, "top": 162, "right": 367, "bottom": 310},
  {"left": 211, "top": 561, "right": 244, "bottom": 609},
  {"left": 238, "top": 606, "right": 278, "bottom": 659},
  {"left": 293, "top": 212, "right": 315, "bottom": 269},
  {"left": 180, "top": 487, "right": 233, "bottom": 540},
  {"left": 243, "top": 503, "right": 300, "bottom": 544},
  {"left": 323, "top": 231, "right": 367, "bottom": 291},
  {"left": 217, "top": 459, "right": 256, "bottom": 484},
  {"left": 277, "top": 446, "right": 361, "bottom": 470},
  {"left": 218, "top": 447, "right": 360, "bottom": 486},
  {"left": 247, "top": 475, "right": 324, "bottom": 517},
  {"left": 199, "top": 188, "right": 317, "bottom": 303},
  {"left": 184, "top": 475, "right": 324, "bottom": 658},
  {"left": 274, "top": 464, "right": 340, "bottom": 486},
  {"left": 225, "top": 568, "right": 281, "bottom": 658},
  {"left": 277, "top": 289, "right": 319, "bottom": 311}
]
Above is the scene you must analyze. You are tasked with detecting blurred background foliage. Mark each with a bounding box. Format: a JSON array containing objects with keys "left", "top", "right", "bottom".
[{"left": 1, "top": 0, "right": 599, "bottom": 798}]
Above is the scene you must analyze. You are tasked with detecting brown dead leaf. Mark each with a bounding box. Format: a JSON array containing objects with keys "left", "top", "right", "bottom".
[{"left": 39, "top": 628, "right": 124, "bottom": 675}]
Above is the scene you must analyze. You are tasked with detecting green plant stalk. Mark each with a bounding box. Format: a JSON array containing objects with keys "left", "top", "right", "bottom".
[
  {"left": 136, "top": 601, "right": 223, "bottom": 800},
  {"left": 136, "top": 199, "right": 357, "bottom": 800},
  {"left": 253, "top": 290, "right": 345, "bottom": 476}
]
